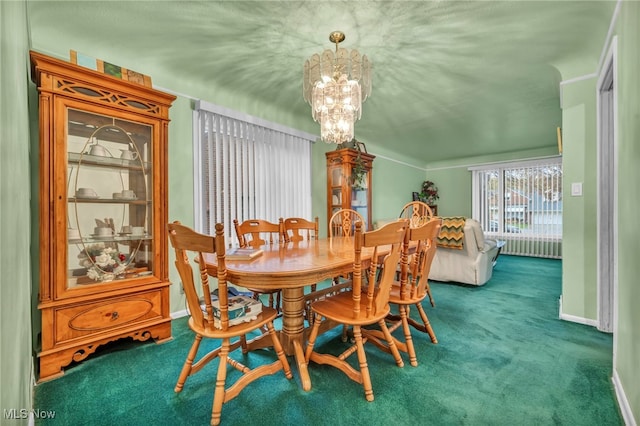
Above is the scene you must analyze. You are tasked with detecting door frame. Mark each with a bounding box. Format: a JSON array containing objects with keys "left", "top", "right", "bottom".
[{"left": 595, "top": 36, "right": 618, "bottom": 336}]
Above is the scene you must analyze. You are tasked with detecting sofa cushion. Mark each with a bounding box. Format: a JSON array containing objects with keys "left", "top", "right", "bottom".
[
  {"left": 468, "top": 218, "right": 485, "bottom": 250},
  {"left": 436, "top": 216, "right": 466, "bottom": 250}
]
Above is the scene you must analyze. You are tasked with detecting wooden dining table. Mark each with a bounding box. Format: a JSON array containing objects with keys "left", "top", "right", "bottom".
[{"left": 202, "top": 237, "right": 370, "bottom": 391}]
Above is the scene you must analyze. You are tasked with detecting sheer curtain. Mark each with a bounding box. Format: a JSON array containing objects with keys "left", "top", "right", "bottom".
[
  {"left": 193, "top": 100, "right": 316, "bottom": 245},
  {"left": 471, "top": 157, "right": 563, "bottom": 258}
]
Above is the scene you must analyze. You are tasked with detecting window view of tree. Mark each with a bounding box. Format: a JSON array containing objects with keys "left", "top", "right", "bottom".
[{"left": 472, "top": 158, "right": 562, "bottom": 258}]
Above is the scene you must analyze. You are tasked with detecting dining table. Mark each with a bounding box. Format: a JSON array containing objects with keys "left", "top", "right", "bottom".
[{"left": 202, "top": 236, "right": 374, "bottom": 391}]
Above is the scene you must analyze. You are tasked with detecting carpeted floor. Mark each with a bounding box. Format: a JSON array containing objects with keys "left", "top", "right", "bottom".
[{"left": 33, "top": 255, "right": 623, "bottom": 425}]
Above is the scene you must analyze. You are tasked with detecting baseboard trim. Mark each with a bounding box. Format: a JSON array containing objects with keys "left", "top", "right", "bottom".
[
  {"left": 557, "top": 296, "right": 599, "bottom": 327},
  {"left": 612, "top": 368, "right": 637, "bottom": 426},
  {"left": 558, "top": 312, "right": 598, "bottom": 327},
  {"left": 171, "top": 309, "right": 188, "bottom": 319}
]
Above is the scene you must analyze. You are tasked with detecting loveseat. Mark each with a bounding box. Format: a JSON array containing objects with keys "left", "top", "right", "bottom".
[{"left": 428, "top": 218, "right": 501, "bottom": 286}]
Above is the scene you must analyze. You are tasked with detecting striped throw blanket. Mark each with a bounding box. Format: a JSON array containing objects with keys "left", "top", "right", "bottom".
[{"left": 437, "top": 216, "right": 466, "bottom": 250}]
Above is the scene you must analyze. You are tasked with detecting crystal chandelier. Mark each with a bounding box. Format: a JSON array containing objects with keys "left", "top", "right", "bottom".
[{"left": 303, "top": 31, "right": 372, "bottom": 144}]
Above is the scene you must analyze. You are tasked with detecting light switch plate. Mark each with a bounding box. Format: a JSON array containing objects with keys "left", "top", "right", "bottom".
[{"left": 571, "top": 182, "right": 583, "bottom": 196}]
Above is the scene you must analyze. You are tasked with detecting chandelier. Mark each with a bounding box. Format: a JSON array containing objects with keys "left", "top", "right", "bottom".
[{"left": 303, "top": 31, "right": 372, "bottom": 144}]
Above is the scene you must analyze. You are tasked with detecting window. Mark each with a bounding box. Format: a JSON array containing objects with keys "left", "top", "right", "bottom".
[
  {"left": 194, "top": 100, "right": 316, "bottom": 245},
  {"left": 471, "top": 157, "right": 562, "bottom": 258}
]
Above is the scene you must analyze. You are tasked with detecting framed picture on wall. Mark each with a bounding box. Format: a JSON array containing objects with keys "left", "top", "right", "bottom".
[{"left": 70, "top": 50, "right": 152, "bottom": 87}]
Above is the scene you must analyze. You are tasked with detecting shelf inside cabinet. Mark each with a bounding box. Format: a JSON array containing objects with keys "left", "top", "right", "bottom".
[
  {"left": 69, "top": 197, "right": 149, "bottom": 204},
  {"left": 68, "top": 152, "right": 150, "bottom": 171}
]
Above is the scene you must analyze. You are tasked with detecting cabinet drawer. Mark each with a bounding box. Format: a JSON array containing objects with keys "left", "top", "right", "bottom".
[{"left": 54, "top": 290, "right": 164, "bottom": 344}]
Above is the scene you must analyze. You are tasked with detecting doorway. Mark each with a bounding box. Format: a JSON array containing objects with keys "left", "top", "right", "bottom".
[{"left": 596, "top": 37, "right": 618, "bottom": 333}]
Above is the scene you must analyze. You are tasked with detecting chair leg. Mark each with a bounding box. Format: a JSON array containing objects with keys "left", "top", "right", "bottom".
[
  {"left": 353, "top": 326, "right": 374, "bottom": 402},
  {"left": 377, "top": 319, "right": 404, "bottom": 368},
  {"left": 268, "top": 293, "right": 275, "bottom": 310},
  {"left": 415, "top": 303, "right": 438, "bottom": 343},
  {"left": 399, "top": 306, "right": 418, "bottom": 367},
  {"left": 266, "top": 322, "right": 293, "bottom": 379},
  {"left": 210, "top": 339, "right": 230, "bottom": 426},
  {"left": 341, "top": 324, "right": 350, "bottom": 343},
  {"left": 426, "top": 283, "right": 435, "bottom": 307},
  {"left": 304, "top": 313, "right": 322, "bottom": 362},
  {"left": 175, "top": 334, "right": 203, "bottom": 393}
]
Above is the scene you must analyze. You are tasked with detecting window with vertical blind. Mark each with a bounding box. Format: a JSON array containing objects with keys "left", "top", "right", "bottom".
[
  {"left": 470, "top": 157, "right": 562, "bottom": 258},
  {"left": 193, "top": 100, "right": 316, "bottom": 245}
]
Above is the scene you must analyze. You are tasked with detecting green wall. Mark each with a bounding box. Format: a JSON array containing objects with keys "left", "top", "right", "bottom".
[
  {"left": 612, "top": 1, "right": 640, "bottom": 419},
  {"left": 1, "top": 2, "right": 34, "bottom": 424},
  {"left": 559, "top": 1, "right": 640, "bottom": 420},
  {"left": 3, "top": 1, "right": 636, "bottom": 423},
  {"left": 560, "top": 80, "right": 597, "bottom": 320}
]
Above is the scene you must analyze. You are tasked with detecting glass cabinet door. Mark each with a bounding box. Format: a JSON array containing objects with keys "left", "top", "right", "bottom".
[
  {"left": 351, "top": 170, "right": 369, "bottom": 230},
  {"left": 66, "top": 108, "right": 153, "bottom": 287}
]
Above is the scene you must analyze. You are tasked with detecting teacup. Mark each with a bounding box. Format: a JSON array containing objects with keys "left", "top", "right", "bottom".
[
  {"left": 89, "top": 144, "right": 107, "bottom": 156},
  {"left": 68, "top": 228, "right": 80, "bottom": 239},
  {"left": 120, "top": 225, "right": 132, "bottom": 234},
  {"left": 121, "top": 189, "right": 136, "bottom": 199},
  {"left": 94, "top": 227, "right": 113, "bottom": 236},
  {"left": 120, "top": 149, "right": 138, "bottom": 160},
  {"left": 131, "top": 226, "right": 145, "bottom": 236},
  {"left": 76, "top": 188, "right": 97, "bottom": 198}
]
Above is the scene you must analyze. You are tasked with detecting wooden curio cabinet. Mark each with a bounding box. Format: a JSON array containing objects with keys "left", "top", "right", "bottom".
[
  {"left": 326, "top": 148, "right": 375, "bottom": 231},
  {"left": 31, "top": 51, "right": 175, "bottom": 381}
]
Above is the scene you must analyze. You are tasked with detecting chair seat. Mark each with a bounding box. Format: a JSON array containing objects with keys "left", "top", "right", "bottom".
[
  {"left": 387, "top": 282, "right": 425, "bottom": 305},
  {"left": 189, "top": 306, "right": 278, "bottom": 338},
  {"left": 311, "top": 291, "right": 390, "bottom": 326}
]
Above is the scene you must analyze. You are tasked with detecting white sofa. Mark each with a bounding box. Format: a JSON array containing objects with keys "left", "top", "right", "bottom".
[{"left": 428, "top": 218, "right": 501, "bottom": 286}]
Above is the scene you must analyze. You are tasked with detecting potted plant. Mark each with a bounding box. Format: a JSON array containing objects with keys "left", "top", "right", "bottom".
[
  {"left": 350, "top": 154, "right": 367, "bottom": 190},
  {"left": 420, "top": 180, "right": 439, "bottom": 205}
]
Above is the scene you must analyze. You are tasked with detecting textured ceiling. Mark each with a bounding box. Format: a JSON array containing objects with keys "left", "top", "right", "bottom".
[{"left": 27, "top": 1, "right": 616, "bottom": 165}]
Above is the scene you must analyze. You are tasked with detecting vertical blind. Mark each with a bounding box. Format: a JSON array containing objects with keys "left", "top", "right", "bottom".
[
  {"left": 471, "top": 157, "right": 563, "bottom": 258},
  {"left": 193, "top": 100, "right": 315, "bottom": 245}
]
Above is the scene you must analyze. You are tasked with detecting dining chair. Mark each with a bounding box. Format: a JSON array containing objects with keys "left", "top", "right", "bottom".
[
  {"left": 364, "top": 217, "right": 442, "bottom": 367},
  {"left": 304, "top": 219, "right": 409, "bottom": 401},
  {"left": 284, "top": 216, "right": 320, "bottom": 297},
  {"left": 398, "top": 200, "right": 434, "bottom": 228},
  {"left": 167, "top": 221, "right": 292, "bottom": 426},
  {"left": 303, "top": 209, "right": 364, "bottom": 332},
  {"left": 283, "top": 216, "right": 319, "bottom": 243},
  {"left": 233, "top": 218, "right": 286, "bottom": 313},
  {"left": 329, "top": 208, "right": 364, "bottom": 238},
  {"left": 397, "top": 201, "right": 437, "bottom": 306}
]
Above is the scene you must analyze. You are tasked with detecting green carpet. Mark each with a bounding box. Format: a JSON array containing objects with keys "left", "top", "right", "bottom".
[{"left": 33, "top": 255, "right": 623, "bottom": 425}]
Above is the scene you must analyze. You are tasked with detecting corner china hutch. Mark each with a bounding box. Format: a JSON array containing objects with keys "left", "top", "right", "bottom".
[
  {"left": 30, "top": 51, "right": 175, "bottom": 381},
  {"left": 326, "top": 148, "right": 375, "bottom": 231}
]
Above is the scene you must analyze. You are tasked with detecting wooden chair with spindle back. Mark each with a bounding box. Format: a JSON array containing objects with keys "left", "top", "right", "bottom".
[
  {"left": 167, "top": 221, "right": 292, "bottom": 426},
  {"left": 283, "top": 216, "right": 319, "bottom": 243},
  {"left": 363, "top": 217, "right": 442, "bottom": 366},
  {"left": 397, "top": 201, "right": 437, "bottom": 306},
  {"left": 329, "top": 208, "right": 364, "bottom": 238},
  {"left": 398, "top": 201, "right": 434, "bottom": 229},
  {"left": 284, "top": 217, "right": 320, "bottom": 296},
  {"left": 233, "top": 218, "right": 286, "bottom": 313},
  {"left": 304, "top": 219, "right": 409, "bottom": 401}
]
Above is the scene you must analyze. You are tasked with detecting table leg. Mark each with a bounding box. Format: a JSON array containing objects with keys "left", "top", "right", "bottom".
[{"left": 280, "top": 287, "right": 311, "bottom": 391}]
